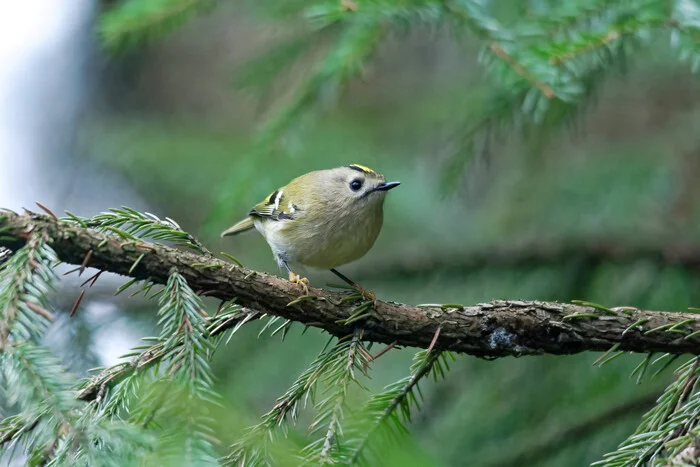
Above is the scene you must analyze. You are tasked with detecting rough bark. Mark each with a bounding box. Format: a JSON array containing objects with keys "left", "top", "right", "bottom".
[{"left": 2, "top": 211, "right": 700, "bottom": 359}]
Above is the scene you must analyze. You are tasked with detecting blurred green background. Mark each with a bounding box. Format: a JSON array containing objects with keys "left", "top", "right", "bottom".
[{"left": 49, "top": 1, "right": 700, "bottom": 465}]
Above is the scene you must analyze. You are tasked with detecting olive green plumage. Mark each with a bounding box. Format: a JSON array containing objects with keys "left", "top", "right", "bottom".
[{"left": 221, "top": 164, "right": 400, "bottom": 276}]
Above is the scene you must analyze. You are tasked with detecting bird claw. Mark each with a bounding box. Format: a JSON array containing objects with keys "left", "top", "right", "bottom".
[
  {"left": 288, "top": 271, "right": 310, "bottom": 295},
  {"left": 355, "top": 286, "right": 376, "bottom": 302}
]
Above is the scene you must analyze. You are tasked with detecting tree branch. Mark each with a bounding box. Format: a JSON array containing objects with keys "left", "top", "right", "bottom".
[
  {"left": 76, "top": 307, "right": 260, "bottom": 402},
  {"left": 3, "top": 211, "right": 700, "bottom": 361}
]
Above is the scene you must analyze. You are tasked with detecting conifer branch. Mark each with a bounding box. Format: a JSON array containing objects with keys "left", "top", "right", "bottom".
[
  {"left": 302, "top": 330, "right": 371, "bottom": 464},
  {"left": 99, "top": 0, "right": 218, "bottom": 51},
  {"left": 4, "top": 211, "right": 700, "bottom": 367},
  {"left": 489, "top": 42, "right": 555, "bottom": 99},
  {"left": 347, "top": 349, "right": 451, "bottom": 465},
  {"left": 78, "top": 303, "right": 255, "bottom": 403},
  {"left": 0, "top": 234, "right": 57, "bottom": 348},
  {"left": 597, "top": 356, "right": 700, "bottom": 465},
  {"left": 224, "top": 335, "right": 363, "bottom": 466}
]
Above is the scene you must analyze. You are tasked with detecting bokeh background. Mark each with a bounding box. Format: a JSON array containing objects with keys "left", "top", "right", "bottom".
[{"left": 3, "top": 1, "right": 700, "bottom": 466}]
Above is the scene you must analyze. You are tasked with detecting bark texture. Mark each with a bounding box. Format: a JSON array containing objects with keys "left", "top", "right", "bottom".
[{"left": 2, "top": 211, "right": 700, "bottom": 359}]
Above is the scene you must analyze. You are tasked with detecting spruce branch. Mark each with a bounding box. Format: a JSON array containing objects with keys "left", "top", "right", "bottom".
[
  {"left": 1, "top": 344, "right": 76, "bottom": 464},
  {"left": 671, "top": 0, "right": 700, "bottom": 72},
  {"left": 0, "top": 412, "right": 40, "bottom": 453},
  {"left": 0, "top": 344, "right": 144, "bottom": 465},
  {"left": 96, "top": 272, "right": 222, "bottom": 465},
  {"left": 208, "top": 18, "right": 385, "bottom": 226},
  {"left": 597, "top": 356, "right": 700, "bottom": 466},
  {"left": 64, "top": 207, "right": 211, "bottom": 255},
  {"left": 347, "top": 349, "right": 451, "bottom": 465},
  {"left": 5, "top": 211, "right": 700, "bottom": 363},
  {"left": 157, "top": 272, "right": 215, "bottom": 382},
  {"left": 0, "top": 234, "right": 57, "bottom": 348},
  {"left": 78, "top": 303, "right": 254, "bottom": 403},
  {"left": 302, "top": 330, "right": 371, "bottom": 464},
  {"left": 3, "top": 343, "right": 77, "bottom": 419},
  {"left": 224, "top": 335, "right": 365, "bottom": 466},
  {"left": 99, "top": 0, "right": 219, "bottom": 52}
]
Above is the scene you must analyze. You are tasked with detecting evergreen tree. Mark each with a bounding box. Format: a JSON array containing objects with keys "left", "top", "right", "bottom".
[{"left": 2, "top": 0, "right": 700, "bottom": 465}]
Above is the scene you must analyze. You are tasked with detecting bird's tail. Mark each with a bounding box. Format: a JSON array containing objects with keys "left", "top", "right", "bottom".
[{"left": 220, "top": 217, "right": 255, "bottom": 237}]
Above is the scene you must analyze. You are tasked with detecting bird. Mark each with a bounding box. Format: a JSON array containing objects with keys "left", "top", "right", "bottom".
[{"left": 220, "top": 164, "right": 400, "bottom": 298}]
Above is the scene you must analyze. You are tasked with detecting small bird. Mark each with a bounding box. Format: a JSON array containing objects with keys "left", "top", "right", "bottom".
[{"left": 220, "top": 164, "right": 400, "bottom": 297}]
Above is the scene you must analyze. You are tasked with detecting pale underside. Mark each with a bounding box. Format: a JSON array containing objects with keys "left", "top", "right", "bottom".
[{"left": 254, "top": 201, "right": 384, "bottom": 270}]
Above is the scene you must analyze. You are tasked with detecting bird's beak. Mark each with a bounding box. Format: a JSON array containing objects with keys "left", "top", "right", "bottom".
[{"left": 375, "top": 181, "right": 401, "bottom": 192}]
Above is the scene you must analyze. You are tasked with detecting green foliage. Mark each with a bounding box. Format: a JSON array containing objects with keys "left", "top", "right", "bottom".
[
  {"left": 64, "top": 206, "right": 211, "bottom": 254},
  {"left": 672, "top": 0, "right": 700, "bottom": 71},
  {"left": 5, "top": 205, "right": 700, "bottom": 465},
  {"left": 224, "top": 334, "right": 368, "bottom": 466},
  {"left": 0, "top": 212, "right": 227, "bottom": 464},
  {"left": 186, "top": 0, "right": 700, "bottom": 215},
  {"left": 94, "top": 0, "right": 700, "bottom": 233},
  {"left": 100, "top": 0, "right": 219, "bottom": 51},
  {"left": 82, "top": 0, "right": 700, "bottom": 463},
  {"left": 301, "top": 331, "right": 370, "bottom": 464},
  {"left": 0, "top": 236, "right": 57, "bottom": 344},
  {"left": 6, "top": 209, "right": 456, "bottom": 465},
  {"left": 597, "top": 357, "right": 700, "bottom": 466},
  {"left": 0, "top": 237, "right": 146, "bottom": 466},
  {"left": 346, "top": 349, "right": 454, "bottom": 465},
  {"left": 207, "top": 18, "right": 386, "bottom": 228},
  {"left": 131, "top": 273, "right": 221, "bottom": 465}
]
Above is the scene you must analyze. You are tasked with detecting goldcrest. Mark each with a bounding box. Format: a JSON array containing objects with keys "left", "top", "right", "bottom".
[{"left": 221, "top": 164, "right": 400, "bottom": 295}]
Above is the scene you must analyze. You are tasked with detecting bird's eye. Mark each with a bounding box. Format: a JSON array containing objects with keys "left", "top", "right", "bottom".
[{"left": 350, "top": 179, "right": 363, "bottom": 191}]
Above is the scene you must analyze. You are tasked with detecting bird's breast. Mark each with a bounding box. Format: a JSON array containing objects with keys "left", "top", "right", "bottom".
[{"left": 260, "top": 204, "right": 384, "bottom": 269}]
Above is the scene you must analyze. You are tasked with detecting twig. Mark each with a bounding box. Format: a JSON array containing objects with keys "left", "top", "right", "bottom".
[
  {"left": 348, "top": 350, "right": 442, "bottom": 465},
  {"left": 490, "top": 42, "right": 554, "bottom": 99},
  {"left": 77, "top": 307, "right": 260, "bottom": 401},
  {"left": 549, "top": 30, "right": 620, "bottom": 65},
  {"left": 3, "top": 212, "right": 700, "bottom": 361}
]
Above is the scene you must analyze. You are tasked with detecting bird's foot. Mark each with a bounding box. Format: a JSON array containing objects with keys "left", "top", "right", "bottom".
[
  {"left": 329, "top": 268, "right": 376, "bottom": 301},
  {"left": 354, "top": 285, "right": 376, "bottom": 302},
  {"left": 288, "top": 271, "right": 310, "bottom": 295}
]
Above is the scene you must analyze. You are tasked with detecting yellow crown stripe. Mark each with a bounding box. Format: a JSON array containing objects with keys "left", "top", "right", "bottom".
[{"left": 347, "top": 164, "right": 376, "bottom": 174}]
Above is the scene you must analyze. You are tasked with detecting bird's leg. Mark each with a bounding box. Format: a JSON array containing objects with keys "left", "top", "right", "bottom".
[
  {"left": 281, "top": 260, "right": 310, "bottom": 295},
  {"left": 330, "top": 268, "right": 375, "bottom": 301}
]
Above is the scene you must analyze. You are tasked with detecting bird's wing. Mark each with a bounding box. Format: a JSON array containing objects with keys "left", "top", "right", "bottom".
[
  {"left": 221, "top": 183, "right": 306, "bottom": 237},
  {"left": 249, "top": 188, "right": 299, "bottom": 221},
  {"left": 221, "top": 183, "right": 304, "bottom": 238}
]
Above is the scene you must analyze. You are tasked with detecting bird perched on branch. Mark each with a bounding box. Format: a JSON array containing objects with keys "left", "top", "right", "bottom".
[{"left": 221, "top": 164, "right": 400, "bottom": 298}]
